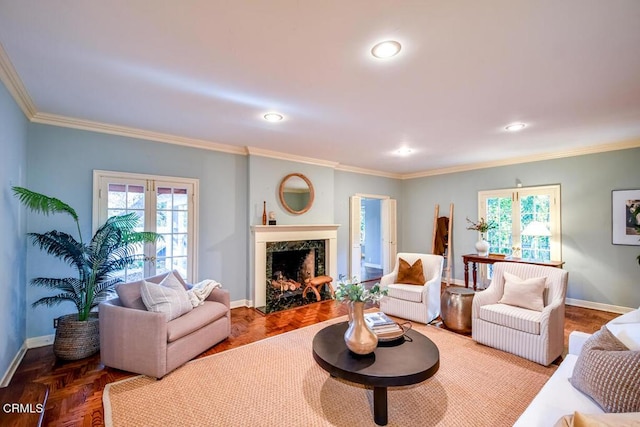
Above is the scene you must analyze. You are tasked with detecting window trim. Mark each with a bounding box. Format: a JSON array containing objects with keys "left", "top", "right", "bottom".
[
  {"left": 478, "top": 184, "right": 561, "bottom": 261},
  {"left": 92, "top": 170, "right": 199, "bottom": 281}
]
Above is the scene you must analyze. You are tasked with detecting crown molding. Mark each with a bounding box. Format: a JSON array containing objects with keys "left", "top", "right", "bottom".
[
  {"left": 335, "top": 163, "right": 403, "bottom": 179},
  {"left": 2, "top": 37, "right": 637, "bottom": 180},
  {"left": 400, "top": 138, "right": 640, "bottom": 180},
  {"left": 31, "top": 112, "right": 247, "bottom": 155},
  {"left": 0, "top": 42, "right": 37, "bottom": 118},
  {"left": 246, "top": 146, "right": 340, "bottom": 168}
]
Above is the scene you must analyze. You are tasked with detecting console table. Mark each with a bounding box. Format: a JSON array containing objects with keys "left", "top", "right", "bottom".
[{"left": 462, "top": 253, "right": 564, "bottom": 290}]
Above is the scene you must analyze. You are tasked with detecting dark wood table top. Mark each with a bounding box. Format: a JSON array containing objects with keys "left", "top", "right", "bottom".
[
  {"left": 312, "top": 322, "right": 440, "bottom": 387},
  {"left": 462, "top": 253, "right": 564, "bottom": 267}
]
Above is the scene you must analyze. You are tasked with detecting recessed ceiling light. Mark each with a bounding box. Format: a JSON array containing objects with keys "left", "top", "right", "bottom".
[
  {"left": 505, "top": 123, "right": 527, "bottom": 132},
  {"left": 263, "top": 113, "right": 284, "bottom": 122},
  {"left": 395, "top": 147, "right": 413, "bottom": 156},
  {"left": 371, "top": 40, "right": 402, "bottom": 59}
]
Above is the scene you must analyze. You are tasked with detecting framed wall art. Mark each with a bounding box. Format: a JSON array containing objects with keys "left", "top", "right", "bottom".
[{"left": 612, "top": 189, "right": 640, "bottom": 245}]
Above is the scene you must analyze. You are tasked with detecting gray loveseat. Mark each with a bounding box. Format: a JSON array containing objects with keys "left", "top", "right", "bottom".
[{"left": 99, "top": 271, "right": 230, "bottom": 378}]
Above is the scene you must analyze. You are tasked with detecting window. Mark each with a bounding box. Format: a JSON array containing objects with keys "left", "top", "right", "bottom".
[
  {"left": 93, "top": 171, "right": 199, "bottom": 282},
  {"left": 479, "top": 185, "right": 561, "bottom": 261}
]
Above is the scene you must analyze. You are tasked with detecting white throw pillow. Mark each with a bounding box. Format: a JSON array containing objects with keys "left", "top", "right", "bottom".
[
  {"left": 498, "top": 271, "right": 547, "bottom": 311},
  {"left": 140, "top": 272, "right": 193, "bottom": 321}
]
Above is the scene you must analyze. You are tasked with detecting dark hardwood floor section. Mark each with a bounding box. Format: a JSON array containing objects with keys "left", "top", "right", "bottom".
[{"left": 2, "top": 299, "right": 618, "bottom": 427}]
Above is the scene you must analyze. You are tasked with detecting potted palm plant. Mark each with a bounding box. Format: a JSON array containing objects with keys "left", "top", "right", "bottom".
[{"left": 13, "top": 186, "right": 160, "bottom": 360}]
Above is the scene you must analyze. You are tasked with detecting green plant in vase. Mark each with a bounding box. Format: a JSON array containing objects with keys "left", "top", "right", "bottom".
[
  {"left": 466, "top": 217, "right": 498, "bottom": 257},
  {"left": 13, "top": 186, "right": 161, "bottom": 359},
  {"left": 335, "top": 275, "right": 388, "bottom": 355}
]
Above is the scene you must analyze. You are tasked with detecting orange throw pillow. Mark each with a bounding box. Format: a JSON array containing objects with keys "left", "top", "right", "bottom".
[{"left": 396, "top": 258, "right": 426, "bottom": 285}]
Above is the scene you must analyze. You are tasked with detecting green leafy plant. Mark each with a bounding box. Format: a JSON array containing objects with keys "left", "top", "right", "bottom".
[
  {"left": 466, "top": 217, "right": 498, "bottom": 234},
  {"left": 13, "top": 186, "right": 161, "bottom": 321},
  {"left": 334, "top": 275, "right": 387, "bottom": 303}
]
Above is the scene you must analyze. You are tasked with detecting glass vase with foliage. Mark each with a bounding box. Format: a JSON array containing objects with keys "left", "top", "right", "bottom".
[{"left": 13, "top": 187, "right": 161, "bottom": 321}]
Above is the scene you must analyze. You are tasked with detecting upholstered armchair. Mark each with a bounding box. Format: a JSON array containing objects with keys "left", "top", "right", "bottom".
[
  {"left": 472, "top": 262, "right": 569, "bottom": 366},
  {"left": 379, "top": 253, "right": 444, "bottom": 324}
]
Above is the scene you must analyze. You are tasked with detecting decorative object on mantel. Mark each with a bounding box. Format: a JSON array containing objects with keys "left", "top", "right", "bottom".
[
  {"left": 335, "top": 276, "right": 388, "bottom": 355},
  {"left": 262, "top": 201, "right": 267, "bottom": 225},
  {"left": 466, "top": 217, "right": 497, "bottom": 257},
  {"left": 268, "top": 211, "right": 276, "bottom": 225}
]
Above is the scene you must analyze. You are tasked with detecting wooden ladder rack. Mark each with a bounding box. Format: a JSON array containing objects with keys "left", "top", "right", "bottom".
[{"left": 432, "top": 203, "right": 453, "bottom": 285}]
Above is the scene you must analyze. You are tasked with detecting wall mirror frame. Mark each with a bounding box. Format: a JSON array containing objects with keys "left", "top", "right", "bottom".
[{"left": 279, "top": 173, "right": 315, "bottom": 215}]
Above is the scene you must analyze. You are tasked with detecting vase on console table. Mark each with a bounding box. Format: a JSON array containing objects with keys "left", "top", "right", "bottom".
[
  {"left": 344, "top": 301, "right": 378, "bottom": 355},
  {"left": 475, "top": 233, "right": 490, "bottom": 257}
]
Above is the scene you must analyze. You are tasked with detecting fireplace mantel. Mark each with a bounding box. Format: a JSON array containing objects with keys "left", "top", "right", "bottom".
[{"left": 252, "top": 224, "right": 339, "bottom": 309}]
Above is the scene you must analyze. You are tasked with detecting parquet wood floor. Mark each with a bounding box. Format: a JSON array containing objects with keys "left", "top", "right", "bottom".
[{"left": 3, "top": 298, "right": 618, "bottom": 426}]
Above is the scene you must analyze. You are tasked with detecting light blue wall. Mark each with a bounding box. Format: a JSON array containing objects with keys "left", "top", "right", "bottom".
[
  {"left": 26, "top": 124, "right": 248, "bottom": 337},
  {"left": 334, "top": 171, "right": 404, "bottom": 277},
  {"left": 248, "top": 155, "right": 334, "bottom": 226},
  {"left": 19, "top": 119, "right": 639, "bottom": 341},
  {"left": 402, "top": 148, "right": 640, "bottom": 309},
  {"left": 0, "top": 81, "right": 28, "bottom": 378}
]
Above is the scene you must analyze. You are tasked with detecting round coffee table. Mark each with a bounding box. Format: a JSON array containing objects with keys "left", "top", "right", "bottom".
[{"left": 312, "top": 322, "right": 439, "bottom": 426}]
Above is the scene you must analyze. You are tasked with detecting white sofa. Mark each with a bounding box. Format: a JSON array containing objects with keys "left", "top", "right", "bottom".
[{"left": 514, "top": 307, "right": 640, "bottom": 426}]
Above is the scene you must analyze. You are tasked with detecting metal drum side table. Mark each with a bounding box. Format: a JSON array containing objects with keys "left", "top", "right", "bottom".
[{"left": 441, "top": 287, "right": 475, "bottom": 334}]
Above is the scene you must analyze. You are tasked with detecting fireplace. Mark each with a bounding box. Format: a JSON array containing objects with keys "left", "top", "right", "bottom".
[
  {"left": 264, "top": 240, "right": 327, "bottom": 313},
  {"left": 252, "top": 224, "right": 339, "bottom": 313}
]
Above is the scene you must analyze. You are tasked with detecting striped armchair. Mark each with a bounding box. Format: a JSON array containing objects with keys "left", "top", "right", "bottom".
[
  {"left": 379, "top": 253, "right": 444, "bottom": 324},
  {"left": 472, "top": 262, "right": 569, "bottom": 366}
]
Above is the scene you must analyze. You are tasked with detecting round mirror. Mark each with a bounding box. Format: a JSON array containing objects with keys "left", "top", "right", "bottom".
[{"left": 279, "top": 173, "right": 314, "bottom": 215}]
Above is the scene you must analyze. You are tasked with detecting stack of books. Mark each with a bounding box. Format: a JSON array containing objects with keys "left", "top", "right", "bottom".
[{"left": 364, "top": 312, "right": 403, "bottom": 339}]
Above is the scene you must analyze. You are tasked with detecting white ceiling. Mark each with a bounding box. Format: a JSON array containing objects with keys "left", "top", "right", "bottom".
[{"left": 1, "top": 0, "right": 640, "bottom": 176}]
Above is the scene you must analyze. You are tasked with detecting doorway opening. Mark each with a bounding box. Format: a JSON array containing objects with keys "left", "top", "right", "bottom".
[{"left": 349, "top": 195, "right": 397, "bottom": 283}]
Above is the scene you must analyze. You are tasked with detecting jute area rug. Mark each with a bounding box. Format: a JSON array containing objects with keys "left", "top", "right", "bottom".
[{"left": 103, "top": 318, "right": 556, "bottom": 426}]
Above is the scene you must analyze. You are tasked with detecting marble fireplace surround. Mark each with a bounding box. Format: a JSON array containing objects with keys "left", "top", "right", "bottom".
[{"left": 252, "top": 224, "right": 339, "bottom": 309}]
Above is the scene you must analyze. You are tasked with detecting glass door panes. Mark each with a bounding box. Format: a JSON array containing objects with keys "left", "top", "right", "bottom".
[
  {"left": 520, "top": 194, "right": 551, "bottom": 261},
  {"left": 156, "top": 186, "right": 189, "bottom": 279},
  {"left": 95, "top": 171, "right": 197, "bottom": 282},
  {"left": 480, "top": 185, "right": 561, "bottom": 263},
  {"left": 486, "top": 196, "right": 513, "bottom": 256},
  {"left": 106, "top": 182, "right": 147, "bottom": 281}
]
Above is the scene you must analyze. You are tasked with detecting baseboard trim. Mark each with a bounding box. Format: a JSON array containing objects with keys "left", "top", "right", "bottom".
[
  {"left": 230, "top": 299, "right": 253, "bottom": 309},
  {"left": 26, "top": 334, "right": 55, "bottom": 349},
  {"left": 0, "top": 343, "right": 27, "bottom": 387},
  {"left": 565, "top": 298, "right": 634, "bottom": 314}
]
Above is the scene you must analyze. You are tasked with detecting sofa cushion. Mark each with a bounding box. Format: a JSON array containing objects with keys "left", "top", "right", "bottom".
[
  {"left": 569, "top": 326, "right": 640, "bottom": 413},
  {"left": 513, "top": 354, "right": 604, "bottom": 427},
  {"left": 115, "top": 270, "right": 188, "bottom": 310},
  {"left": 606, "top": 323, "right": 640, "bottom": 351},
  {"left": 498, "top": 272, "right": 546, "bottom": 311},
  {"left": 396, "top": 258, "right": 425, "bottom": 285},
  {"left": 387, "top": 283, "right": 423, "bottom": 303},
  {"left": 167, "top": 301, "right": 228, "bottom": 343},
  {"left": 115, "top": 280, "right": 147, "bottom": 310},
  {"left": 141, "top": 273, "right": 193, "bottom": 321},
  {"left": 479, "top": 303, "right": 542, "bottom": 334},
  {"left": 554, "top": 411, "right": 640, "bottom": 427}
]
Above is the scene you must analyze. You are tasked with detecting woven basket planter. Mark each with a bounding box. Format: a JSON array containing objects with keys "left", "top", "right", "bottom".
[{"left": 53, "top": 313, "right": 100, "bottom": 360}]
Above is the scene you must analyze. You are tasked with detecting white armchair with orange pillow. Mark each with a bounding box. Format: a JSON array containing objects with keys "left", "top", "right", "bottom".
[
  {"left": 379, "top": 253, "right": 444, "bottom": 324},
  {"left": 472, "top": 262, "right": 569, "bottom": 366}
]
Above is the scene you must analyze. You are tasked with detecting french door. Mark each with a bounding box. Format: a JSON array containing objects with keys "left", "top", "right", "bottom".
[
  {"left": 478, "top": 185, "right": 561, "bottom": 261},
  {"left": 93, "top": 170, "right": 199, "bottom": 282}
]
